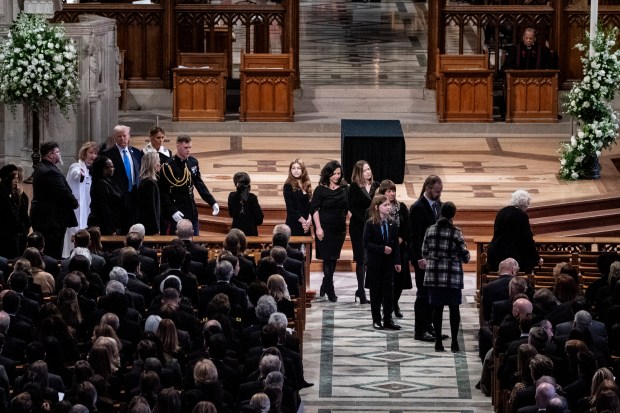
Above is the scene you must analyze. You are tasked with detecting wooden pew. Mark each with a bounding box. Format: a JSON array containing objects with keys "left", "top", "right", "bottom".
[
  {"left": 172, "top": 52, "right": 227, "bottom": 121},
  {"left": 505, "top": 70, "right": 559, "bottom": 123},
  {"left": 239, "top": 49, "right": 295, "bottom": 122},
  {"left": 435, "top": 51, "right": 494, "bottom": 122}
]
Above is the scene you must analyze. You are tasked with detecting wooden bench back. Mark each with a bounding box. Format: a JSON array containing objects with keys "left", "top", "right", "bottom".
[
  {"left": 177, "top": 52, "right": 227, "bottom": 71},
  {"left": 241, "top": 50, "right": 293, "bottom": 70},
  {"left": 435, "top": 51, "right": 488, "bottom": 76}
]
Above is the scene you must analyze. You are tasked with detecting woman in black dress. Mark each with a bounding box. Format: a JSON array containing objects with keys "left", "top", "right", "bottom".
[
  {"left": 228, "top": 171, "right": 264, "bottom": 236},
  {"left": 137, "top": 152, "right": 162, "bottom": 235},
  {"left": 364, "top": 195, "right": 401, "bottom": 330},
  {"left": 348, "top": 160, "right": 379, "bottom": 304},
  {"left": 88, "top": 156, "right": 124, "bottom": 235},
  {"left": 0, "top": 164, "right": 30, "bottom": 259},
  {"left": 377, "top": 179, "right": 411, "bottom": 318},
  {"left": 283, "top": 158, "right": 312, "bottom": 245},
  {"left": 486, "top": 189, "right": 541, "bottom": 274},
  {"left": 310, "top": 160, "right": 348, "bottom": 302}
]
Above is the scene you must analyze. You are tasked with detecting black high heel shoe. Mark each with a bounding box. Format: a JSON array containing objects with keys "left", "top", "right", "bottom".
[
  {"left": 355, "top": 290, "right": 370, "bottom": 304},
  {"left": 320, "top": 285, "right": 326, "bottom": 298},
  {"left": 327, "top": 292, "right": 338, "bottom": 302},
  {"left": 451, "top": 342, "right": 460, "bottom": 353}
]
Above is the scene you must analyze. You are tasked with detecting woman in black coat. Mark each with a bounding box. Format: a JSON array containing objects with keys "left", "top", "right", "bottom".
[
  {"left": 486, "top": 189, "right": 541, "bottom": 274},
  {"left": 228, "top": 172, "right": 264, "bottom": 236},
  {"left": 377, "top": 179, "right": 411, "bottom": 318},
  {"left": 348, "top": 160, "right": 379, "bottom": 304},
  {"left": 0, "top": 164, "right": 30, "bottom": 259},
  {"left": 364, "top": 195, "right": 401, "bottom": 330},
  {"left": 88, "top": 156, "right": 124, "bottom": 235},
  {"left": 137, "top": 152, "right": 162, "bottom": 235}
]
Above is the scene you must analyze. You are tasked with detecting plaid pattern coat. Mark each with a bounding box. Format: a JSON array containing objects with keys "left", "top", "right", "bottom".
[{"left": 422, "top": 220, "right": 470, "bottom": 289}]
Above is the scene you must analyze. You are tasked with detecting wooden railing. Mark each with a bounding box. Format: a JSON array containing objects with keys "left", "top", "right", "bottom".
[{"left": 474, "top": 236, "right": 620, "bottom": 297}]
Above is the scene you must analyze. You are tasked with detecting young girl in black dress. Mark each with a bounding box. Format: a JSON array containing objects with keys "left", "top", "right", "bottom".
[
  {"left": 283, "top": 158, "right": 312, "bottom": 246},
  {"left": 228, "top": 172, "right": 264, "bottom": 236},
  {"left": 364, "top": 195, "right": 401, "bottom": 330}
]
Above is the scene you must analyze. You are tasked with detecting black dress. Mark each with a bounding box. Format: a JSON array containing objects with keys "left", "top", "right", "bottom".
[
  {"left": 89, "top": 176, "right": 124, "bottom": 235},
  {"left": 487, "top": 205, "right": 539, "bottom": 273},
  {"left": 228, "top": 191, "right": 264, "bottom": 236},
  {"left": 390, "top": 201, "right": 413, "bottom": 291},
  {"left": 310, "top": 185, "right": 348, "bottom": 260},
  {"left": 348, "top": 181, "right": 379, "bottom": 263},
  {"left": 137, "top": 177, "right": 161, "bottom": 235},
  {"left": 283, "top": 182, "right": 311, "bottom": 237},
  {"left": 0, "top": 187, "right": 29, "bottom": 259}
]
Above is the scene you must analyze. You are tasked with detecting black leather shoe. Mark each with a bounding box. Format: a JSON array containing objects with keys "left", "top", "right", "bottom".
[
  {"left": 451, "top": 342, "right": 460, "bottom": 353},
  {"left": 384, "top": 321, "right": 401, "bottom": 330},
  {"left": 441, "top": 334, "right": 449, "bottom": 340},
  {"left": 415, "top": 332, "right": 436, "bottom": 342},
  {"left": 394, "top": 306, "right": 403, "bottom": 318},
  {"left": 435, "top": 343, "right": 445, "bottom": 352},
  {"left": 373, "top": 322, "right": 384, "bottom": 330},
  {"left": 300, "top": 381, "right": 314, "bottom": 388}
]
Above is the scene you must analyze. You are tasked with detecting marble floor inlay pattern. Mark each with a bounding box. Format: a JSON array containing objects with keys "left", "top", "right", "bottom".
[{"left": 299, "top": 271, "right": 494, "bottom": 413}]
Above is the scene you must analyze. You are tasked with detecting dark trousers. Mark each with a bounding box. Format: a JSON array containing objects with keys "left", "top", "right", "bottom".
[
  {"left": 367, "top": 266, "right": 394, "bottom": 324},
  {"left": 413, "top": 266, "right": 433, "bottom": 336},
  {"left": 39, "top": 227, "right": 64, "bottom": 259}
]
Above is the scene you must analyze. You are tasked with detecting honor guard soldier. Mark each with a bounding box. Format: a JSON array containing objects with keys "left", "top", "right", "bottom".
[{"left": 160, "top": 135, "right": 220, "bottom": 235}]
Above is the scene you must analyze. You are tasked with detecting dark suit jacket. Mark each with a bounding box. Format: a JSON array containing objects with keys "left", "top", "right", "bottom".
[
  {"left": 16, "top": 293, "right": 40, "bottom": 322},
  {"left": 126, "top": 274, "right": 151, "bottom": 304},
  {"left": 61, "top": 253, "right": 106, "bottom": 278},
  {"left": 7, "top": 313, "right": 33, "bottom": 342},
  {"left": 481, "top": 274, "right": 513, "bottom": 322},
  {"left": 409, "top": 196, "right": 439, "bottom": 287},
  {"left": 101, "top": 145, "right": 143, "bottom": 197},
  {"left": 277, "top": 266, "right": 300, "bottom": 297},
  {"left": 1, "top": 336, "right": 25, "bottom": 362},
  {"left": 30, "top": 159, "right": 78, "bottom": 231},
  {"left": 199, "top": 281, "right": 249, "bottom": 320},
  {"left": 363, "top": 219, "right": 400, "bottom": 271}
]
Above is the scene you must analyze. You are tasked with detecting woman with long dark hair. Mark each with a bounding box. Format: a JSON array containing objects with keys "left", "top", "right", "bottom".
[
  {"left": 89, "top": 156, "right": 124, "bottom": 235},
  {"left": 348, "top": 160, "right": 379, "bottom": 304},
  {"left": 422, "top": 201, "right": 470, "bottom": 352},
  {"left": 228, "top": 171, "right": 264, "bottom": 236},
  {"left": 0, "top": 164, "right": 30, "bottom": 259},
  {"left": 283, "top": 158, "right": 312, "bottom": 247},
  {"left": 310, "top": 160, "right": 348, "bottom": 302}
]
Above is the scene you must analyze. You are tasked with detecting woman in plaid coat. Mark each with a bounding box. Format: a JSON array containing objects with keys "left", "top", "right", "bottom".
[{"left": 422, "top": 201, "right": 470, "bottom": 352}]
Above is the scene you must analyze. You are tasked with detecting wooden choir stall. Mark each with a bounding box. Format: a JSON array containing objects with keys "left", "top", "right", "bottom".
[
  {"left": 505, "top": 70, "right": 559, "bottom": 123},
  {"left": 240, "top": 50, "right": 295, "bottom": 122},
  {"left": 435, "top": 52, "right": 493, "bottom": 123},
  {"left": 172, "top": 52, "right": 228, "bottom": 122}
]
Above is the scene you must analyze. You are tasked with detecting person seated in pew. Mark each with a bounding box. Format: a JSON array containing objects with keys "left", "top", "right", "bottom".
[{"left": 503, "top": 27, "right": 557, "bottom": 71}]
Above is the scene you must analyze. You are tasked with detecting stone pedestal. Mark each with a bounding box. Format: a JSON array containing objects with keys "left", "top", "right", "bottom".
[
  {"left": 23, "top": 0, "right": 61, "bottom": 18},
  {"left": 0, "top": 15, "right": 119, "bottom": 175}
]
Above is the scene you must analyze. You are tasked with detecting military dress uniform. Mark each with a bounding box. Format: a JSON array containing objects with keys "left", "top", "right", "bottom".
[{"left": 160, "top": 155, "right": 217, "bottom": 234}]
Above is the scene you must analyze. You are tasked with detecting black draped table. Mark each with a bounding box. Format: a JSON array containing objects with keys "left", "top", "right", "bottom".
[{"left": 340, "top": 119, "right": 405, "bottom": 184}]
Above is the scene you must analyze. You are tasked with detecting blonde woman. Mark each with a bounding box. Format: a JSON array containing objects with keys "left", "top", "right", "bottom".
[
  {"left": 62, "top": 141, "right": 99, "bottom": 257},
  {"left": 22, "top": 247, "right": 55, "bottom": 295},
  {"left": 267, "top": 274, "right": 295, "bottom": 320},
  {"left": 137, "top": 151, "right": 162, "bottom": 235}
]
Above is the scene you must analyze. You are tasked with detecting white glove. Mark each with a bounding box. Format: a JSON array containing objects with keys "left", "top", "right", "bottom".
[
  {"left": 212, "top": 203, "right": 220, "bottom": 216},
  {"left": 172, "top": 211, "right": 184, "bottom": 222}
]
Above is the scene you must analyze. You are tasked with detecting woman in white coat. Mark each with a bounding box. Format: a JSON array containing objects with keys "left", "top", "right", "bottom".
[{"left": 62, "top": 141, "right": 99, "bottom": 257}]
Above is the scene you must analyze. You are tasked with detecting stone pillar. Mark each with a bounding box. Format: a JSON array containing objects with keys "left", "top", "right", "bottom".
[{"left": 0, "top": 14, "right": 119, "bottom": 174}]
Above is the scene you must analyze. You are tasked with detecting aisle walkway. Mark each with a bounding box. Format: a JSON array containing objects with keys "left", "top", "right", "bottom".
[{"left": 299, "top": 271, "right": 494, "bottom": 412}]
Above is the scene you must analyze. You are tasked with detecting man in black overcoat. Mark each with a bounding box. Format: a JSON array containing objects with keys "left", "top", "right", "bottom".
[{"left": 30, "top": 142, "right": 79, "bottom": 259}]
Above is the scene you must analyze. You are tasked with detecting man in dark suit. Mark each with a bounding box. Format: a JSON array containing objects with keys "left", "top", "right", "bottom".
[
  {"left": 60, "top": 230, "right": 106, "bottom": 276},
  {"left": 109, "top": 268, "right": 145, "bottom": 316},
  {"left": 119, "top": 248, "right": 151, "bottom": 305},
  {"left": 101, "top": 125, "right": 143, "bottom": 234},
  {"left": 224, "top": 232, "right": 256, "bottom": 285},
  {"left": 198, "top": 261, "right": 248, "bottom": 321},
  {"left": 6, "top": 271, "right": 40, "bottom": 322},
  {"left": 29, "top": 142, "right": 79, "bottom": 259},
  {"left": 260, "top": 230, "right": 305, "bottom": 283},
  {"left": 409, "top": 175, "right": 443, "bottom": 342},
  {"left": 1, "top": 290, "right": 33, "bottom": 342},
  {"left": 271, "top": 247, "right": 299, "bottom": 297},
  {"left": 480, "top": 257, "right": 519, "bottom": 324},
  {"left": 0, "top": 311, "right": 25, "bottom": 362}
]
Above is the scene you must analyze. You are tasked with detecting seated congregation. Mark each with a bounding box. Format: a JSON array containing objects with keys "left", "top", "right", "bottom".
[
  {"left": 477, "top": 255, "right": 620, "bottom": 413},
  {"left": 0, "top": 220, "right": 311, "bottom": 413}
]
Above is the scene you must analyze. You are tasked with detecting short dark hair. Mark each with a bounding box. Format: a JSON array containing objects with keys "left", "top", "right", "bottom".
[
  {"left": 8, "top": 270, "right": 29, "bottom": 292},
  {"left": 74, "top": 230, "right": 91, "bottom": 248},
  {"left": 40, "top": 142, "right": 59, "bottom": 158},
  {"left": 176, "top": 135, "right": 191, "bottom": 144},
  {"left": 27, "top": 232, "right": 45, "bottom": 250},
  {"left": 162, "top": 244, "right": 186, "bottom": 269},
  {"left": 272, "top": 233, "right": 288, "bottom": 248},
  {"left": 2, "top": 290, "right": 21, "bottom": 313}
]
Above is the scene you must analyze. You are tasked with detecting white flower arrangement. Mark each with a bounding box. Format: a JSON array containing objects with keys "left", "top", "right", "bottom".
[
  {"left": 560, "top": 26, "right": 620, "bottom": 180},
  {"left": 0, "top": 13, "right": 79, "bottom": 117}
]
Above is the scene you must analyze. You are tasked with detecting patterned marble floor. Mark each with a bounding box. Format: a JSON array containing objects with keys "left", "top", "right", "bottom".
[{"left": 299, "top": 270, "right": 494, "bottom": 413}]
